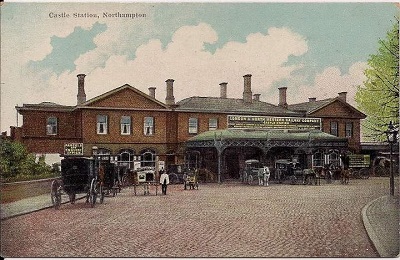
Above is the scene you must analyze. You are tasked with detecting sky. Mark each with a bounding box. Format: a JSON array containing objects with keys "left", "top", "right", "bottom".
[{"left": 1, "top": 1, "right": 398, "bottom": 133}]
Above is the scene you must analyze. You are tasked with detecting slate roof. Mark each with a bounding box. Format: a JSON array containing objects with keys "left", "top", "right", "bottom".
[
  {"left": 287, "top": 98, "right": 334, "bottom": 114},
  {"left": 176, "top": 97, "right": 300, "bottom": 116},
  {"left": 16, "top": 102, "right": 75, "bottom": 111}
]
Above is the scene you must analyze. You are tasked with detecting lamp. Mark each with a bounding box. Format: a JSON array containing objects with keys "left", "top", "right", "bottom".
[{"left": 385, "top": 121, "right": 398, "bottom": 196}]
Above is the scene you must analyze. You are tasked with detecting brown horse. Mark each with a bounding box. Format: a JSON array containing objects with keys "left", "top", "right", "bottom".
[{"left": 340, "top": 168, "right": 352, "bottom": 184}]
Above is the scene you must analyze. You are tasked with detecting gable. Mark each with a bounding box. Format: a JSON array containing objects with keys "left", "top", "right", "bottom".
[
  {"left": 309, "top": 99, "right": 366, "bottom": 119},
  {"left": 85, "top": 86, "right": 167, "bottom": 110}
]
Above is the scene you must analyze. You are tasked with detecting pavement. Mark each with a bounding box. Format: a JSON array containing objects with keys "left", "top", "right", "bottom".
[{"left": 0, "top": 182, "right": 399, "bottom": 257}]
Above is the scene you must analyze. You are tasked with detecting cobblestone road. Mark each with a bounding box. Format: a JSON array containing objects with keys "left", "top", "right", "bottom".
[{"left": 0, "top": 177, "right": 395, "bottom": 257}]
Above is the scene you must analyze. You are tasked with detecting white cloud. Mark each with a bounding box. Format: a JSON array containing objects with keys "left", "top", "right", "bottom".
[
  {"left": 287, "top": 62, "right": 368, "bottom": 107},
  {"left": 3, "top": 20, "right": 365, "bottom": 134}
]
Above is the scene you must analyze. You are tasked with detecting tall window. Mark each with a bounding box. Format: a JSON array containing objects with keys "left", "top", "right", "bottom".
[
  {"left": 120, "top": 116, "right": 131, "bottom": 135},
  {"left": 330, "top": 121, "right": 338, "bottom": 136},
  {"left": 327, "top": 150, "right": 340, "bottom": 167},
  {"left": 209, "top": 118, "right": 218, "bottom": 131},
  {"left": 46, "top": 117, "right": 57, "bottom": 135},
  {"left": 312, "top": 150, "right": 324, "bottom": 167},
  {"left": 144, "top": 117, "right": 154, "bottom": 136},
  {"left": 345, "top": 122, "right": 353, "bottom": 138},
  {"left": 97, "top": 115, "right": 108, "bottom": 134},
  {"left": 189, "top": 117, "right": 198, "bottom": 134}
]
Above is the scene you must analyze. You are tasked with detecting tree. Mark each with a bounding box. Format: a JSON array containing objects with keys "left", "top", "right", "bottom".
[
  {"left": 355, "top": 19, "right": 399, "bottom": 141},
  {"left": 0, "top": 139, "right": 53, "bottom": 181}
]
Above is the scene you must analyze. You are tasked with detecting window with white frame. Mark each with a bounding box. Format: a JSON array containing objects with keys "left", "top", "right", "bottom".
[
  {"left": 144, "top": 117, "right": 154, "bottom": 136},
  {"left": 46, "top": 117, "right": 57, "bottom": 135},
  {"left": 140, "top": 149, "right": 156, "bottom": 167},
  {"left": 345, "top": 122, "right": 353, "bottom": 138},
  {"left": 97, "top": 115, "right": 108, "bottom": 134},
  {"left": 209, "top": 118, "right": 218, "bottom": 131},
  {"left": 189, "top": 117, "right": 198, "bottom": 134},
  {"left": 330, "top": 121, "right": 338, "bottom": 136},
  {"left": 312, "top": 150, "right": 324, "bottom": 167},
  {"left": 120, "top": 116, "right": 131, "bottom": 135},
  {"left": 327, "top": 150, "right": 340, "bottom": 167}
]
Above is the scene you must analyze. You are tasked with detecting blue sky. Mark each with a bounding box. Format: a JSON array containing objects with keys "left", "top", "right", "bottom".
[{"left": 1, "top": 2, "right": 398, "bottom": 132}]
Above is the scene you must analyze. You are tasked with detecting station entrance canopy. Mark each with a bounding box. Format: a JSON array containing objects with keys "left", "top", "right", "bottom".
[{"left": 186, "top": 129, "right": 348, "bottom": 153}]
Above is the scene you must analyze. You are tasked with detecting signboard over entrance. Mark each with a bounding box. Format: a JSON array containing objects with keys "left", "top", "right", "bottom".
[
  {"left": 64, "top": 143, "right": 84, "bottom": 155},
  {"left": 348, "top": 154, "right": 370, "bottom": 168},
  {"left": 227, "top": 115, "right": 321, "bottom": 130}
]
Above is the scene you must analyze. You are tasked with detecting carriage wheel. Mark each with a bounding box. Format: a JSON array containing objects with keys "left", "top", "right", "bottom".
[
  {"left": 69, "top": 193, "right": 76, "bottom": 204},
  {"left": 89, "top": 179, "right": 97, "bottom": 208},
  {"left": 248, "top": 175, "right": 253, "bottom": 185},
  {"left": 51, "top": 180, "right": 61, "bottom": 210},
  {"left": 359, "top": 168, "right": 370, "bottom": 179},
  {"left": 99, "top": 184, "right": 105, "bottom": 204}
]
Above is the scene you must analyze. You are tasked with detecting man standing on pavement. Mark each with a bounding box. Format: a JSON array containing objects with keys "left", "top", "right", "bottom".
[{"left": 159, "top": 169, "right": 169, "bottom": 195}]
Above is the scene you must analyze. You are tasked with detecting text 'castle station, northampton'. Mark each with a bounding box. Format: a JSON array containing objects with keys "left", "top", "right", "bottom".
[{"left": 11, "top": 74, "right": 367, "bottom": 181}]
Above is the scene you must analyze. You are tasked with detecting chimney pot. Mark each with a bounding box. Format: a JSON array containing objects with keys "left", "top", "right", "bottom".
[
  {"left": 243, "top": 74, "right": 253, "bottom": 104},
  {"left": 77, "top": 74, "right": 86, "bottom": 105},
  {"left": 219, "top": 82, "right": 227, "bottom": 98},
  {"left": 253, "top": 94, "right": 261, "bottom": 101},
  {"left": 338, "top": 92, "right": 347, "bottom": 103},
  {"left": 278, "top": 87, "right": 288, "bottom": 108},
  {"left": 148, "top": 87, "right": 156, "bottom": 98},
  {"left": 309, "top": 97, "right": 316, "bottom": 102},
  {"left": 165, "top": 79, "right": 175, "bottom": 105}
]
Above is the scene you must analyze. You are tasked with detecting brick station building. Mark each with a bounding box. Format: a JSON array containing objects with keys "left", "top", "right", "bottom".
[{"left": 11, "top": 74, "right": 366, "bottom": 180}]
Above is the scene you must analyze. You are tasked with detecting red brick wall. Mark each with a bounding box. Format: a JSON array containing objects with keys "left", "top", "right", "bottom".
[
  {"left": 88, "top": 88, "right": 165, "bottom": 110},
  {"left": 20, "top": 110, "right": 78, "bottom": 138},
  {"left": 177, "top": 112, "right": 227, "bottom": 143}
]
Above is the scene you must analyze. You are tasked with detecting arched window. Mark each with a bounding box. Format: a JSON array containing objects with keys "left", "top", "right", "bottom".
[
  {"left": 118, "top": 149, "right": 134, "bottom": 168},
  {"left": 327, "top": 150, "right": 341, "bottom": 167},
  {"left": 140, "top": 149, "right": 156, "bottom": 167},
  {"left": 312, "top": 149, "right": 324, "bottom": 167}
]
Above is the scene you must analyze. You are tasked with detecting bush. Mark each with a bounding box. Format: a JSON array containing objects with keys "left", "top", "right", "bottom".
[{"left": 0, "top": 139, "right": 55, "bottom": 182}]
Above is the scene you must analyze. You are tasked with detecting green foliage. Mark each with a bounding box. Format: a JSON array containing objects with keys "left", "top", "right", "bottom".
[
  {"left": 0, "top": 139, "right": 57, "bottom": 182},
  {"left": 355, "top": 19, "right": 399, "bottom": 141}
]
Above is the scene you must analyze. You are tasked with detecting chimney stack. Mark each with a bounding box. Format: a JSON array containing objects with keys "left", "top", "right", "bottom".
[
  {"left": 165, "top": 79, "right": 175, "bottom": 105},
  {"left": 148, "top": 87, "right": 156, "bottom": 98},
  {"left": 338, "top": 92, "right": 347, "bottom": 103},
  {"left": 308, "top": 97, "right": 316, "bottom": 102},
  {"left": 219, "top": 82, "right": 227, "bottom": 98},
  {"left": 253, "top": 94, "right": 261, "bottom": 101},
  {"left": 77, "top": 74, "right": 86, "bottom": 105},
  {"left": 243, "top": 74, "right": 252, "bottom": 104},
  {"left": 278, "top": 87, "right": 288, "bottom": 108}
]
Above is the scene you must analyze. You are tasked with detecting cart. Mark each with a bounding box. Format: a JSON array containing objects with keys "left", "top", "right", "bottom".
[
  {"left": 184, "top": 169, "right": 199, "bottom": 190},
  {"left": 132, "top": 167, "right": 159, "bottom": 196},
  {"left": 242, "top": 159, "right": 262, "bottom": 185},
  {"left": 50, "top": 157, "right": 105, "bottom": 209}
]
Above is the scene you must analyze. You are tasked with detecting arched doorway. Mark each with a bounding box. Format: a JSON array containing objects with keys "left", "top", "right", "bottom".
[{"left": 140, "top": 149, "right": 156, "bottom": 167}]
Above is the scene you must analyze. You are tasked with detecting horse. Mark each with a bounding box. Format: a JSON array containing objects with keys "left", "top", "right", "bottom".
[
  {"left": 302, "top": 168, "right": 316, "bottom": 185},
  {"left": 340, "top": 168, "right": 352, "bottom": 184}
]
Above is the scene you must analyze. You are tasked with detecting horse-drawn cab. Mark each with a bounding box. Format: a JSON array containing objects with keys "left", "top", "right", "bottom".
[
  {"left": 275, "top": 159, "right": 303, "bottom": 184},
  {"left": 183, "top": 168, "right": 199, "bottom": 190},
  {"left": 242, "top": 159, "right": 263, "bottom": 185}
]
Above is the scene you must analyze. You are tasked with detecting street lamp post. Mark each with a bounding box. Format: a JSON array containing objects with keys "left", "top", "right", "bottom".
[
  {"left": 92, "top": 146, "right": 98, "bottom": 178},
  {"left": 385, "top": 121, "right": 398, "bottom": 196}
]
